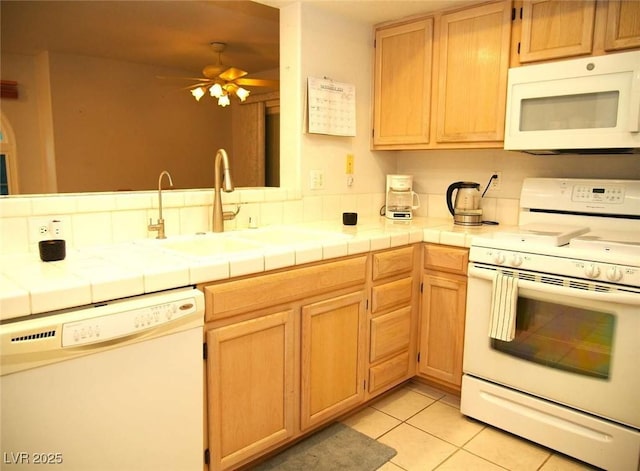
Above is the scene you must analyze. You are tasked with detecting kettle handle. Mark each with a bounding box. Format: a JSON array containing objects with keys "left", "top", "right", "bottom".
[{"left": 446, "top": 181, "right": 465, "bottom": 217}]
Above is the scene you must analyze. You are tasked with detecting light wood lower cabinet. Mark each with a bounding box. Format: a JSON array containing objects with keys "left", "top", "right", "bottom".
[
  {"left": 417, "top": 244, "right": 469, "bottom": 393},
  {"left": 206, "top": 309, "right": 296, "bottom": 471},
  {"left": 202, "top": 247, "right": 421, "bottom": 469},
  {"left": 367, "top": 245, "right": 420, "bottom": 396},
  {"left": 300, "top": 291, "right": 367, "bottom": 431}
]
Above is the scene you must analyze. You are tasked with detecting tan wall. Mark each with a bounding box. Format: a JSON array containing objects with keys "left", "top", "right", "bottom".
[{"left": 2, "top": 51, "right": 233, "bottom": 193}]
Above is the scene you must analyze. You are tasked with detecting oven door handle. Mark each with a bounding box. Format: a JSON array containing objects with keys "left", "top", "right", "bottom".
[{"left": 469, "top": 266, "right": 640, "bottom": 306}]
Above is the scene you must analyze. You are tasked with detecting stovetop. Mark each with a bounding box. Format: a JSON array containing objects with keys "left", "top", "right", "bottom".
[{"left": 492, "top": 223, "right": 590, "bottom": 247}]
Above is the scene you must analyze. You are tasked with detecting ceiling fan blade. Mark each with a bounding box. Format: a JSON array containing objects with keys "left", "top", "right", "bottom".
[
  {"left": 202, "top": 64, "right": 225, "bottom": 79},
  {"left": 157, "top": 75, "right": 213, "bottom": 82},
  {"left": 219, "top": 66, "right": 248, "bottom": 81},
  {"left": 235, "top": 78, "right": 279, "bottom": 88}
]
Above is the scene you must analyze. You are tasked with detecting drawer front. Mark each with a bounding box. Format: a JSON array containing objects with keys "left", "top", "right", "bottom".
[
  {"left": 369, "top": 351, "right": 411, "bottom": 394},
  {"left": 372, "top": 246, "right": 415, "bottom": 281},
  {"left": 371, "top": 277, "right": 413, "bottom": 314},
  {"left": 370, "top": 306, "right": 412, "bottom": 362},
  {"left": 423, "top": 244, "right": 469, "bottom": 275},
  {"left": 204, "top": 256, "right": 367, "bottom": 321}
]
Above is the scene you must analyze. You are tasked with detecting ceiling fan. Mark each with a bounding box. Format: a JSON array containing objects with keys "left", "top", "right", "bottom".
[{"left": 184, "top": 42, "right": 278, "bottom": 107}]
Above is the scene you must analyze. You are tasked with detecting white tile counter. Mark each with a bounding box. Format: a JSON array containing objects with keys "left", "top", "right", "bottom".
[{"left": 0, "top": 217, "right": 510, "bottom": 319}]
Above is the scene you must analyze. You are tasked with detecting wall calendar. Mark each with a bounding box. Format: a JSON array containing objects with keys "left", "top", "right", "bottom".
[{"left": 307, "top": 77, "right": 356, "bottom": 137}]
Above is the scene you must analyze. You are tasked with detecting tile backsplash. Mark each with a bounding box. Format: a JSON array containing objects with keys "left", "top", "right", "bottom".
[{"left": 0, "top": 188, "right": 519, "bottom": 254}]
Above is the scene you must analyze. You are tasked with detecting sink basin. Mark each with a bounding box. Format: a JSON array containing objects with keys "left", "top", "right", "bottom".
[
  {"left": 136, "top": 226, "right": 353, "bottom": 259},
  {"left": 233, "top": 227, "right": 353, "bottom": 245},
  {"left": 149, "top": 234, "right": 263, "bottom": 257}
]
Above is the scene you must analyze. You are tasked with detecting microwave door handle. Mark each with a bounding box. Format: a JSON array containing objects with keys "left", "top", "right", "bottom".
[{"left": 629, "top": 70, "right": 640, "bottom": 132}]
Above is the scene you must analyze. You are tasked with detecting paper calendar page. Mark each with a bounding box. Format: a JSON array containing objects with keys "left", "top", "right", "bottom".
[{"left": 307, "top": 77, "right": 356, "bottom": 137}]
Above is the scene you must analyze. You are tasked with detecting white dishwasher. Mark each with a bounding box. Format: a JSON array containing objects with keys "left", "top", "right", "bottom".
[{"left": 0, "top": 286, "right": 204, "bottom": 471}]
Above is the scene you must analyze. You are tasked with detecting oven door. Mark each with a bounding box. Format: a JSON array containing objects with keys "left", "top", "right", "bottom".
[{"left": 463, "top": 263, "right": 640, "bottom": 429}]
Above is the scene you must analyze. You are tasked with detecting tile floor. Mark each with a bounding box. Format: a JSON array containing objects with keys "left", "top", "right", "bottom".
[{"left": 340, "top": 381, "right": 602, "bottom": 471}]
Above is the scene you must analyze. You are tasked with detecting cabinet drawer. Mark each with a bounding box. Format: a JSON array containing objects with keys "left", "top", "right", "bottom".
[
  {"left": 371, "top": 277, "right": 413, "bottom": 314},
  {"left": 370, "top": 306, "right": 412, "bottom": 362},
  {"left": 372, "top": 245, "right": 415, "bottom": 280},
  {"left": 423, "top": 244, "right": 468, "bottom": 275},
  {"left": 204, "top": 256, "right": 367, "bottom": 321},
  {"left": 369, "top": 351, "right": 411, "bottom": 394}
]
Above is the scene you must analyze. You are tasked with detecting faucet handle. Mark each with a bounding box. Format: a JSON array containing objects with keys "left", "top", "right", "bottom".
[{"left": 223, "top": 205, "right": 241, "bottom": 221}]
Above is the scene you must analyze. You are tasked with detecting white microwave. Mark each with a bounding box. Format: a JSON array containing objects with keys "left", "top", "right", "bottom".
[{"left": 504, "top": 50, "right": 640, "bottom": 154}]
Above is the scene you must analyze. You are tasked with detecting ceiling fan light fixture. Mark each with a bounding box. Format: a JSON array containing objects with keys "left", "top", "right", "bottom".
[
  {"left": 218, "top": 94, "right": 231, "bottom": 107},
  {"left": 191, "top": 86, "right": 206, "bottom": 101},
  {"left": 236, "top": 87, "right": 250, "bottom": 102},
  {"left": 209, "top": 83, "right": 223, "bottom": 98}
]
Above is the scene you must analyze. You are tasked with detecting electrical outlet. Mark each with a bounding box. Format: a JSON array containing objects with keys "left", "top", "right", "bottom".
[
  {"left": 490, "top": 171, "right": 502, "bottom": 191},
  {"left": 28, "top": 216, "right": 68, "bottom": 244},
  {"left": 29, "top": 217, "right": 52, "bottom": 243},
  {"left": 345, "top": 154, "right": 354, "bottom": 174}
]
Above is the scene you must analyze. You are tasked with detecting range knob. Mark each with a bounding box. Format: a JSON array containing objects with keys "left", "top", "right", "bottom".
[
  {"left": 584, "top": 263, "right": 600, "bottom": 278},
  {"left": 606, "top": 266, "right": 623, "bottom": 282},
  {"left": 510, "top": 254, "right": 523, "bottom": 267},
  {"left": 492, "top": 251, "right": 506, "bottom": 265}
]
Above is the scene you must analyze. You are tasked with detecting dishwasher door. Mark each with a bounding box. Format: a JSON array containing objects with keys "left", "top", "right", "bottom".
[{"left": 0, "top": 287, "right": 204, "bottom": 471}]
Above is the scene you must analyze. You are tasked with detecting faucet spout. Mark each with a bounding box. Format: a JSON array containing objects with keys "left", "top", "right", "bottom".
[
  {"left": 148, "top": 170, "right": 173, "bottom": 239},
  {"left": 213, "top": 149, "right": 235, "bottom": 232}
]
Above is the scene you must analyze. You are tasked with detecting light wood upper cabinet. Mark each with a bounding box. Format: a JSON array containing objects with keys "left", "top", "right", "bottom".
[
  {"left": 373, "top": 18, "right": 433, "bottom": 147},
  {"left": 603, "top": 0, "right": 640, "bottom": 51},
  {"left": 372, "top": 0, "right": 512, "bottom": 149},
  {"left": 516, "top": 0, "right": 640, "bottom": 65},
  {"left": 300, "top": 291, "right": 367, "bottom": 431},
  {"left": 435, "top": 0, "right": 512, "bottom": 143},
  {"left": 520, "top": 0, "right": 596, "bottom": 63}
]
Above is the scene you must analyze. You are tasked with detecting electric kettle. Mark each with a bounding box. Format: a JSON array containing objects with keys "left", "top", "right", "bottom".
[{"left": 446, "top": 181, "right": 482, "bottom": 226}]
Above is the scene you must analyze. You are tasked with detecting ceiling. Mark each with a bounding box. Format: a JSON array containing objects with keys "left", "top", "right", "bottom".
[{"left": 1, "top": 1, "right": 477, "bottom": 79}]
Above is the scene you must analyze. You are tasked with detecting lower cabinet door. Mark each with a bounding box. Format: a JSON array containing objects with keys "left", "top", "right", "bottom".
[
  {"left": 418, "top": 272, "right": 467, "bottom": 389},
  {"left": 300, "top": 291, "right": 367, "bottom": 431},
  {"left": 206, "top": 309, "right": 296, "bottom": 471}
]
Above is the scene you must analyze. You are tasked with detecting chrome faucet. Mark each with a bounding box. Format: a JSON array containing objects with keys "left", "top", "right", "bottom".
[
  {"left": 212, "top": 148, "right": 238, "bottom": 232},
  {"left": 148, "top": 170, "right": 173, "bottom": 239}
]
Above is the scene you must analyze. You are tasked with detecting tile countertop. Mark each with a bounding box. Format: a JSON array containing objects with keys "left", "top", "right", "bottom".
[{"left": 0, "top": 217, "right": 510, "bottom": 320}]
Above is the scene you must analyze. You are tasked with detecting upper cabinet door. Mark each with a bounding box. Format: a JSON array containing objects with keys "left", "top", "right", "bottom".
[
  {"left": 372, "top": 18, "right": 433, "bottom": 147},
  {"left": 520, "top": 0, "right": 596, "bottom": 62},
  {"left": 603, "top": 0, "right": 640, "bottom": 51},
  {"left": 435, "top": 0, "right": 512, "bottom": 143}
]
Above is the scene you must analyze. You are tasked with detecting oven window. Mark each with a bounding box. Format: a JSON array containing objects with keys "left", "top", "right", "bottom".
[
  {"left": 492, "top": 297, "right": 615, "bottom": 379},
  {"left": 519, "top": 91, "right": 619, "bottom": 131}
]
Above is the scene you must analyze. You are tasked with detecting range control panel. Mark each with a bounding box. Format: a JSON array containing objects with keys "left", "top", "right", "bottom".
[
  {"left": 61, "top": 297, "right": 198, "bottom": 347},
  {"left": 520, "top": 178, "right": 640, "bottom": 217},
  {"left": 572, "top": 184, "right": 625, "bottom": 204}
]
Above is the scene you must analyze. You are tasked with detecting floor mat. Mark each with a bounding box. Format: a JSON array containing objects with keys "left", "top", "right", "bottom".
[{"left": 252, "top": 422, "right": 397, "bottom": 470}]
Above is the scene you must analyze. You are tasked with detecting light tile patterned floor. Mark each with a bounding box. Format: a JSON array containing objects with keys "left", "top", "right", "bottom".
[{"left": 341, "top": 381, "right": 602, "bottom": 471}]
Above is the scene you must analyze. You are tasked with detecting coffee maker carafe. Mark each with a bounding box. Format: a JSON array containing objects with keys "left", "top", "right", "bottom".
[
  {"left": 446, "top": 181, "right": 482, "bottom": 226},
  {"left": 385, "top": 175, "right": 420, "bottom": 220}
]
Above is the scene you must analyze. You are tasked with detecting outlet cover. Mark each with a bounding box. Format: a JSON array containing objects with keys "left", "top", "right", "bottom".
[
  {"left": 490, "top": 171, "right": 502, "bottom": 191},
  {"left": 309, "top": 170, "right": 325, "bottom": 190}
]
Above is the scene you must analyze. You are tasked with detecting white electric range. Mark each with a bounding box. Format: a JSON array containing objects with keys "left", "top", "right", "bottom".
[{"left": 461, "top": 178, "right": 640, "bottom": 470}]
